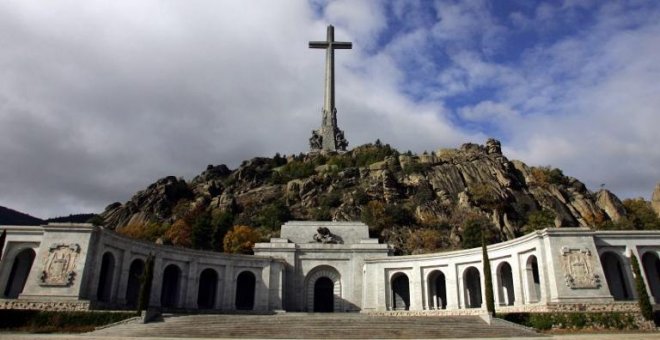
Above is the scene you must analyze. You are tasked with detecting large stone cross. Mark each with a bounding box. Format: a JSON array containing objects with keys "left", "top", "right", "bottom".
[{"left": 308, "top": 25, "right": 351, "bottom": 152}]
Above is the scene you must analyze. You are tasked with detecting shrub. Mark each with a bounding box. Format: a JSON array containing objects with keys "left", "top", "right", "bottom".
[
  {"left": 0, "top": 310, "right": 135, "bottom": 333},
  {"left": 254, "top": 200, "right": 291, "bottom": 230},
  {"left": 311, "top": 206, "right": 332, "bottom": 221},
  {"left": 223, "top": 225, "right": 261, "bottom": 254},
  {"left": 525, "top": 209, "right": 556, "bottom": 231},
  {"left": 503, "top": 312, "right": 640, "bottom": 331},
  {"left": 623, "top": 198, "right": 660, "bottom": 230},
  {"left": 530, "top": 166, "right": 567, "bottom": 187},
  {"left": 461, "top": 218, "right": 496, "bottom": 249}
]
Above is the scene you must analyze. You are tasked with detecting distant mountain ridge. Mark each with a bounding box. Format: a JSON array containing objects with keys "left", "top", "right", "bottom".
[
  {"left": 0, "top": 206, "right": 44, "bottom": 226},
  {"left": 0, "top": 206, "right": 98, "bottom": 226}
]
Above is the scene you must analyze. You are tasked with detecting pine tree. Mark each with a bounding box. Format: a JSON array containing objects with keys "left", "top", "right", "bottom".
[
  {"left": 631, "top": 254, "right": 653, "bottom": 320},
  {"left": 137, "top": 253, "right": 155, "bottom": 315},
  {"left": 482, "top": 232, "right": 495, "bottom": 316},
  {"left": 0, "top": 229, "right": 6, "bottom": 261}
]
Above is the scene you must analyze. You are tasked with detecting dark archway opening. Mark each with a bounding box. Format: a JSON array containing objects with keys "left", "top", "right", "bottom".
[
  {"left": 313, "top": 277, "right": 334, "bottom": 312},
  {"left": 161, "top": 264, "right": 181, "bottom": 308},
  {"left": 198, "top": 268, "right": 218, "bottom": 309},
  {"left": 642, "top": 252, "right": 660, "bottom": 303},
  {"left": 3, "top": 248, "right": 35, "bottom": 298},
  {"left": 125, "top": 259, "right": 145, "bottom": 308},
  {"left": 428, "top": 270, "right": 446, "bottom": 309},
  {"left": 391, "top": 274, "right": 410, "bottom": 311},
  {"left": 498, "top": 262, "right": 515, "bottom": 306},
  {"left": 235, "top": 271, "right": 256, "bottom": 310},
  {"left": 96, "top": 252, "right": 115, "bottom": 302},
  {"left": 526, "top": 255, "right": 541, "bottom": 303},
  {"left": 464, "top": 267, "right": 482, "bottom": 308},
  {"left": 600, "top": 252, "right": 631, "bottom": 300}
]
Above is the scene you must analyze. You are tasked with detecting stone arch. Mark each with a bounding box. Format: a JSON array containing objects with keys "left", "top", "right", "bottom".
[
  {"left": 642, "top": 252, "right": 660, "bottom": 303},
  {"left": 96, "top": 252, "right": 115, "bottom": 302},
  {"left": 600, "top": 252, "right": 631, "bottom": 300},
  {"left": 305, "top": 266, "right": 342, "bottom": 312},
  {"left": 463, "top": 266, "right": 482, "bottom": 308},
  {"left": 235, "top": 271, "right": 256, "bottom": 310},
  {"left": 125, "top": 258, "right": 145, "bottom": 308},
  {"left": 497, "top": 262, "right": 515, "bottom": 306},
  {"left": 427, "top": 270, "right": 446, "bottom": 310},
  {"left": 391, "top": 273, "right": 410, "bottom": 311},
  {"left": 3, "top": 248, "right": 36, "bottom": 298},
  {"left": 198, "top": 268, "right": 218, "bottom": 309},
  {"left": 525, "top": 255, "right": 541, "bottom": 303},
  {"left": 161, "top": 264, "right": 181, "bottom": 308}
]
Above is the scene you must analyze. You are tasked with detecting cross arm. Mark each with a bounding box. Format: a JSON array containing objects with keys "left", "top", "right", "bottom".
[
  {"left": 309, "top": 41, "right": 329, "bottom": 49},
  {"left": 333, "top": 42, "right": 352, "bottom": 49}
]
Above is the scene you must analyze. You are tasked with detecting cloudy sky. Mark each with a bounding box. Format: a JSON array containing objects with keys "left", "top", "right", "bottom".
[{"left": 1, "top": 0, "right": 659, "bottom": 218}]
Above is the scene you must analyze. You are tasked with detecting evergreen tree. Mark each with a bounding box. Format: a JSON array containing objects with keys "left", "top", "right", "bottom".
[
  {"left": 137, "top": 253, "right": 155, "bottom": 316},
  {"left": 0, "top": 229, "right": 6, "bottom": 261},
  {"left": 631, "top": 254, "right": 653, "bottom": 320},
  {"left": 482, "top": 232, "right": 495, "bottom": 316}
]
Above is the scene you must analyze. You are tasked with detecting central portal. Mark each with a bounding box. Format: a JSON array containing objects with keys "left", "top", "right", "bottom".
[{"left": 313, "top": 277, "right": 334, "bottom": 312}]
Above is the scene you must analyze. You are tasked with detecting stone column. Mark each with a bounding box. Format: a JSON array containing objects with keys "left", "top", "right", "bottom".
[
  {"left": 222, "top": 264, "right": 234, "bottom": 310},
  {"left": 410, "top": 266, "right": 423, "bottom": 311},
  {"left": 445, "top": 264, "right": 459, "bottom": 310},
  {"left": 215, "top": 265, "right": 225, "bottom": 310},
  {"left": 115, "top": 250, "right": 132, "bottom": 305},
  {"left": 511, "top": 254, "right": 524, "bottom": 306},
  {"left": 184, "top": 260, "right": 198, "bottom": 309},
  {"left": 150, "top": 256, "right": 163, "bottom": 307}
]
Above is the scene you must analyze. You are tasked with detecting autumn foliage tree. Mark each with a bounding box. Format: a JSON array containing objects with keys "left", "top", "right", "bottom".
[
  {"left": 165, "top": 219, "right": 193, "bottom": 248},
  {"left": 223, "top": 225, "right": 261, "bottom": 254}
]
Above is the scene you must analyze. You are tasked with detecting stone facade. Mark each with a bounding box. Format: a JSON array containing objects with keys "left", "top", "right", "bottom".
[{"left": 0, "top": 222, "right": 659, "bottom": 316}]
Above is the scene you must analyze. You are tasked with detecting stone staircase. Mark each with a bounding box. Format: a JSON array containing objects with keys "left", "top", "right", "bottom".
[{"left": 90, "top": 313, "right": 540, "bottom": 338}]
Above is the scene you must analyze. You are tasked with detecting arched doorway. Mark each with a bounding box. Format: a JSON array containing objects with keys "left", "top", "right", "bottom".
[
  {"left": 235, "top": 271, "right": 256, "bottom": 310},
  {"left": 161, "top": 264, "right": 181, "bottom": 308},
  {"left": 525, "top": 255, "right": 541, "bottom": 303},
  {"left": 198, "top": 268, "right": 218, "bottom": 309},
  {"left": 497, "top": 262, "right": 515, "bottom": 306},
  {"left": 427, "top": 270, "right": 446, "bottom": 310},
  {"left": 642, "top": 252, "right": 660, "bottom": 303},
  {"left": 305, "top": 266, "right": 342, "bottom": 312},
  {"left": 125, "top": 259, "right": 145, "bottom": 308},
  {"left": 391, "top": 273, "right": 410, "bottom": 311},
  {"left": 96, "top": 252, "right": 115, "bottom": 302},
  {"left": 600, "top": 252, "right": 631, "bottom": 300},
  {"left": 463, "top": 267, "right": 482, "bottom": 308},
  {"left": 313, "top": 277, "right": 334, "bottom": 312},
  {"left": 3, "top": 248, "right": 36, "bottom": 298}
]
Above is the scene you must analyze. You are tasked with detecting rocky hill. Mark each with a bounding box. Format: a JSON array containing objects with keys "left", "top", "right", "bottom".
[{"left": 100, "top": 139, "right": 629, "bottom": 254}]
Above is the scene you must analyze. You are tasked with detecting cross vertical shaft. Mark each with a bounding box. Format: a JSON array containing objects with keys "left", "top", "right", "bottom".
[{"left": 309, "top": 25, "right": 351, "bottom": 152}]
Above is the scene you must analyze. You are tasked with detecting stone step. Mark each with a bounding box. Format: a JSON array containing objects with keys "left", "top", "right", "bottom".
[{"left": 90, "top": 313, "right": 539, "bottom": 338}]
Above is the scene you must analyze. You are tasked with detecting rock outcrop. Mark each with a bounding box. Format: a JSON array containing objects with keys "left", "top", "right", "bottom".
[{"left": 100, "top": 139, "right": 629, "bottom": 251}]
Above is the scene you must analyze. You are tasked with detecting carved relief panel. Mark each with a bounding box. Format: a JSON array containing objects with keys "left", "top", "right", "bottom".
[
  {"left": 40, "top": 243, "right": 80, "bottom": 286},
  {"left": 560, "top": 246, "right": 601, "bottom": 289}
]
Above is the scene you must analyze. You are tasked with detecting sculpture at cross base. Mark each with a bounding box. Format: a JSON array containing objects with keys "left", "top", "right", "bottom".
[{"left": 308, "top": 25, "right": 351, "bottom": 153}]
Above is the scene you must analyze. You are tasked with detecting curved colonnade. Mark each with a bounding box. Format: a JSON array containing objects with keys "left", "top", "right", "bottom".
[{"left": 0, "top": 224, "right": 659, "bottom": 314}]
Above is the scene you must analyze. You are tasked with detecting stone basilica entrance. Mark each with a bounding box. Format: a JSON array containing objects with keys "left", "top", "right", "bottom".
[
  {"left": 313, "top": 277, "right": 334, "bottom": 312},
  {"left": 305, "top": 266, "right": 342, "bottom": 312}
]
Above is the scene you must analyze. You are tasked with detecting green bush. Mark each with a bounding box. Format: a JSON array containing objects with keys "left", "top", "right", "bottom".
[
  {"left": 503, "top": 312, "right": 640, "bottom": 331},
  {"left": 0, "top": 310, "right": 135, "bottom": 333},
  {"left": 529, "top": 313, "right": 554, "bottom": 330}
]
